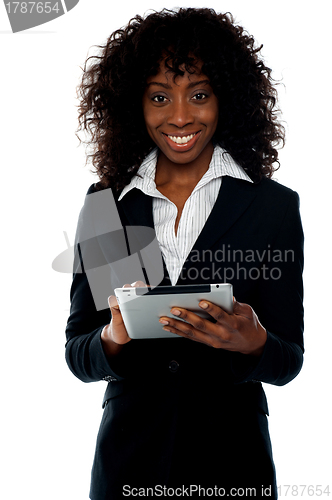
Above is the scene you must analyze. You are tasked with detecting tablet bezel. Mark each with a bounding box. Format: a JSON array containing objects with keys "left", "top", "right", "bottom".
[{"left": 114, "top": 283, "right": 233, "bottom": 339}]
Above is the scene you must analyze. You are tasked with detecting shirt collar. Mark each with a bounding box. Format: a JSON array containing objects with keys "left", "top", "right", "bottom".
[{"left": 118, "top": 144, "right": 253, "bottom": 201}]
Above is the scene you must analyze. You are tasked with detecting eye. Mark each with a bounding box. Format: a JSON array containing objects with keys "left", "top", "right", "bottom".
[
  {"left": 152, "top": 95, "right": 168, "bottom": 103},
  {"left": 192, "top": 93, "right": 208, "bottom": 101}
]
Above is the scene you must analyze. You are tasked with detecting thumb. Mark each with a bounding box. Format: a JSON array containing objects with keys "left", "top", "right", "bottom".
[
  {"left": 232, "top": 297, "right": 243, "bottom": 314},
  {"left": 108, "top": 295, "right": 120, "bottom": 311}
]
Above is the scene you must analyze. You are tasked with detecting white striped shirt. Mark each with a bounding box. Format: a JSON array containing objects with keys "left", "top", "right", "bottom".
[{"left": 118, "top": 145, "right": 253, "bottom": 285}]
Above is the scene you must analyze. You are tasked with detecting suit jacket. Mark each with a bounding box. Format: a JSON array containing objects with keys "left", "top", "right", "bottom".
[{"left": 65, "top": 175, "right": 304, "bottom": 499}]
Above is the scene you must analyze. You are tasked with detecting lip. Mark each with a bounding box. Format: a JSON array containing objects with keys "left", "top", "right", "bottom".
[{"left": 162, "top": 131, "right": 202, "bottom": 152}]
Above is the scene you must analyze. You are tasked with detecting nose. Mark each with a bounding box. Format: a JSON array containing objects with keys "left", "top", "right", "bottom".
[{"left": 167, "top": 100, "right": 194, "bottom": 128}]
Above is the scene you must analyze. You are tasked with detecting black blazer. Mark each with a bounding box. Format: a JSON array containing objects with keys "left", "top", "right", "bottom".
[{"left": 65, "top": 175, "right": 304, "bottom": 500}]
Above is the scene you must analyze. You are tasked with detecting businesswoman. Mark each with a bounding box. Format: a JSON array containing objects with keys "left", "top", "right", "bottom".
[{"left": 66, "top": 8, "right": 304, "bottom": 499}]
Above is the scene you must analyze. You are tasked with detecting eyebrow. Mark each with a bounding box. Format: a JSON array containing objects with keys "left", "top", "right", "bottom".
[{"left": 146, "top": 79, "right": 211, "bottom": 89}]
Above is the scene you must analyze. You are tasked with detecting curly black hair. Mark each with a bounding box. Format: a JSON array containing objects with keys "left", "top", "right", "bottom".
[{"left": 76, "top": 7, "right": 285, "bottom": 192}]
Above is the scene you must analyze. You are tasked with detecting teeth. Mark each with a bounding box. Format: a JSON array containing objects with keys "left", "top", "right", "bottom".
[{"left": 168, "top": 133, "right": 195, "bottom": 144}]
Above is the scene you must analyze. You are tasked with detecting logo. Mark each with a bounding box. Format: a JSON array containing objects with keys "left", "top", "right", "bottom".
[
  {"left": 3, "top": 0, "right": 79, "bottom": 33},
  {"left": 52, "top": 188, "right": 165, "bottom": 311}
]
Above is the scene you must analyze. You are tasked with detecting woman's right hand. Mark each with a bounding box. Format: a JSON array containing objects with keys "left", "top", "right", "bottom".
[{"left": 101, "top": 281, "right": 147, "bottom": 357}]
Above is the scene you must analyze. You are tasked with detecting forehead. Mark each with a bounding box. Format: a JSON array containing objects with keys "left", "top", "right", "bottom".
[{"left": 146, "top": 57, "right": 205, "bottom": 85}]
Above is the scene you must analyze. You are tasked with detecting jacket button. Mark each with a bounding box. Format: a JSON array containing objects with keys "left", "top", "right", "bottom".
[
  {"left": 102, "top": 375, "right": 118, "bottom": 382},
  {"left": 169, "top": 360, "right": 179, "bottom": 373}
]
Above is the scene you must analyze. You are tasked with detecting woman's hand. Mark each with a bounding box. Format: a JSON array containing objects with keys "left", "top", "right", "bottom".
[
  {"left": 159, "top": 298, "right": 267, "bottom": 357},
  {"left": 101, "top": 281, "right": 147, "bottom": 357}
]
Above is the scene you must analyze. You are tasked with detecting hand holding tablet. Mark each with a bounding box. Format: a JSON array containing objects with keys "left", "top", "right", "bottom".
[{"left": 114, "top": 283, "right": 233, "bottom": 339}]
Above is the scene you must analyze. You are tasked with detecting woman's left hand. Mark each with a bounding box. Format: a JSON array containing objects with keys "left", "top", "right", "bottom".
[{"left": 159, "top": 298, "right": 267, "bottom": 357}]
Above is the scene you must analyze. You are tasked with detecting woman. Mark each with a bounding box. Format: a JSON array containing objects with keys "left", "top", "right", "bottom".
[{"left": 66, "top": 8, "right": 304, "bottom": 499}]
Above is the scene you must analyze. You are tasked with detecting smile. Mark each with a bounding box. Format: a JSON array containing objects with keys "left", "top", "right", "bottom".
[
  {"left": 167, "top": 133, "right": 197, "bottom": 144},
  {"left": 161, "top": 131, "right": 201, "bottom": 152}
]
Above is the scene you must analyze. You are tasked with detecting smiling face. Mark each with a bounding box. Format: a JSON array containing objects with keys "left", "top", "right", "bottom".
[{"left": 142, "top": 59, "right": 219, "bottom": 169}]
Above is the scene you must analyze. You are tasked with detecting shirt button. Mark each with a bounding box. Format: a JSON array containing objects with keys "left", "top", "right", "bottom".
[{"left": 169, "top": 360, "right": 179, "bottom": 373}]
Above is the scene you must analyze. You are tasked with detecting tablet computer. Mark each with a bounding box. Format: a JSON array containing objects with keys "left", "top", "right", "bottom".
[{"left": 114, "top": 283, "right": 233, "bottom": 339}]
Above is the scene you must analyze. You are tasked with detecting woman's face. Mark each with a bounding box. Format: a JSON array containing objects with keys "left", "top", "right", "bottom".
[{"left": 142, "top": 59, "right": 219, "bottom": 166}]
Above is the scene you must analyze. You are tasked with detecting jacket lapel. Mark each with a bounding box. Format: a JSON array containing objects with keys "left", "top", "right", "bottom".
[
  {"left": 188, "top": 176, "right": 258, "bottom": 255},
  {"left": 118, "top": 188, "right": 154, "bottom": 228},
  {"left": 118, "top": 188, "right": 171, "bottom": 285}
]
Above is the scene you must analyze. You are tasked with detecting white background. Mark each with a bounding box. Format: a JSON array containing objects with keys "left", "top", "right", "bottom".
[{"left": 1, "top": 1, "right": 331, "bottom": 499}]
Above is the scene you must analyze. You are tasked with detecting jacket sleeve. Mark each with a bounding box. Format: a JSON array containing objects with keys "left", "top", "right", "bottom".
[
  {"left": 231, "top": 189, "right": 304, "bottom": 386},
  {"left": 65, "top": 184, "right": 126, "bottom": 383}
]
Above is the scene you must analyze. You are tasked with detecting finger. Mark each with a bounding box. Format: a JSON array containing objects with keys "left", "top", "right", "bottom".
[
  {"left": 108, "top": 296, "right": 126, "bottom": 331},
  {"left": 122, "top": 281, "right": 148, "bottom": 288},
  {"left": 232, "top": 299, "right": 242, "bottom": 314},
  {"left": 232, "top": 300, "right": 252, "bottom": 318},
  {"left": 198, "top": 300, "right": 231, "bottom": 323},
  {"left": 161, "top": 315, "right": 210, "bottom": 342},
  {"left": 168, "top": 307, "right": 211, "bottom": 334},
  {"left": 161, "top": 318, "right": 233, "bottom": 346},
  {"left": 162, "top": 323, "right": 209, "bottom": 344},
  {"left": 131, "top": 280, "right": 148, "bottom": 287},
  {"left": 106, "top": 293, "right": 131, "bottom": 346},
  {"left": 160, "top": 307, "right": 230, "bottom": 341},
  {"left": 108, "top": 295, "right": 120, "bottom": 311}
]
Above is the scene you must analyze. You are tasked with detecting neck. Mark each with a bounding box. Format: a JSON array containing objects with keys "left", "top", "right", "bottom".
[{"left": 155, "top": 142, "right": 214, "bottom": 186}]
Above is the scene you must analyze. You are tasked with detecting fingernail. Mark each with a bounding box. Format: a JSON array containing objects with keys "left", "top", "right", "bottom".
[
  {"left": 199, "top": 302, "right": 208, "bottom": 309},
  {"left": 171, "top": 309, "right": 181, "bottom": 316},
  {"left": 159, "top": 319, "right": 169, "bottom": 325}
]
